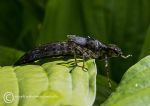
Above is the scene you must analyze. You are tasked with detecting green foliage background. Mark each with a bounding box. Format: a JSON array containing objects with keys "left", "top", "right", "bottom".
[{"left": 0, "top": 0, "right": 150, "bottom": 105}]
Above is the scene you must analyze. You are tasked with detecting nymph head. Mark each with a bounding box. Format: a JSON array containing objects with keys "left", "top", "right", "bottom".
[{"left": 107, "top": 44, "right": 132, "bottom": 58}]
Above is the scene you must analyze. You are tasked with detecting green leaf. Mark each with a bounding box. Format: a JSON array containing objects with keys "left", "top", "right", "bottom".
[
  {"left": 37, "top": 0, "right": 85, "bottom": 44},
  {"left": 15, "top": 0, "right": 45, "bottom": 50},
  {"left": 0, "top": 46, "right": 24, "bottom": 66},
  {"left": 0, "top": 59, "right": 97, "bottom": 106},
  {"left": 0, "top": 66, "right": 19, "bottom": 106},
  {"left": 81, "top": 0, "right": 108, "bottom": 42},
  {"left": 140, "top": 26, "right": 150, "bottom": 59},
  {"left": 0, "top": 0, "right": 45, "bottom": 50},
  {"left": 14, "top": 65, "right": 49, "bottom": 106},
  {"left": 101, "top": 55, "right": 150, "bottom": 106},
  {"left": 93, "top": 75, "right": 117, "bottom": 106},
  {"left": 0, "top": 0, "right": 22, "bottom": 47}
]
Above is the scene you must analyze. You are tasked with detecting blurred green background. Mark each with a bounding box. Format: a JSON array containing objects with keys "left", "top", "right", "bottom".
[{"left": 0, "top": 0, "right": 150, "bottom": 104}]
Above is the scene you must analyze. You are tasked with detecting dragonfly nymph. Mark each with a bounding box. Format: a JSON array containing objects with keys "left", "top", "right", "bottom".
[{"left": 14, "top": 35, "right": 132, "bottom": 89}]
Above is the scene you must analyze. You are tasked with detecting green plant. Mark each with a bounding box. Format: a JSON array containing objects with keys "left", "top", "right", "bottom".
[
  {"left": 0, "top": 59, "right": 96, "bottom": 106},
  {"left": 0, "top": 56, "right": 150, "bottom": 106},
  {"left": 101, "top": 55, "right": 150, "bottom": 106},
  {"left": 0, "top": 0, "right": 150, "bottom": 105}
]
